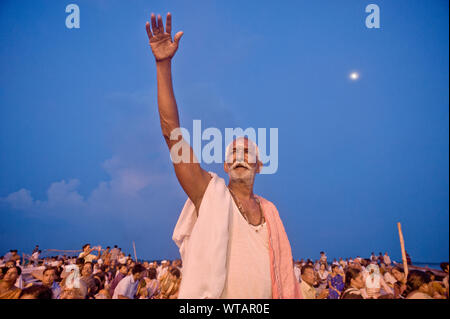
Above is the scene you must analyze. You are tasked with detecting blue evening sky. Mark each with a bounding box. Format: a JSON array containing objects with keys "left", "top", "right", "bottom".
[{"left": 0, "top": 0, "right": 448, "bottom": 263}]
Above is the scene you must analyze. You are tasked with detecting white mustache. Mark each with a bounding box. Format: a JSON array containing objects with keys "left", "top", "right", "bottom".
[{"left": 230, "top": 161, "right": 251, "bottom": 170}]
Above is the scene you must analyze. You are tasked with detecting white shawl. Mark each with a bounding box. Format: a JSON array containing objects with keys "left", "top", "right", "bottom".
[{"left": 172, "top": 172, "right": 233, "bottom": 298}]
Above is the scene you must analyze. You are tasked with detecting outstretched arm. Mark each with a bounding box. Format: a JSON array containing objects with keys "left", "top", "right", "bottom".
[{"left": 146, "top": 13, "right": 211, "bottom": 211}]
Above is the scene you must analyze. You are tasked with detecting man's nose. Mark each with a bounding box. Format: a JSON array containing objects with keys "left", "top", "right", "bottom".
[{"left": 235, "top": 150, "right": 245, "bottom": 162}]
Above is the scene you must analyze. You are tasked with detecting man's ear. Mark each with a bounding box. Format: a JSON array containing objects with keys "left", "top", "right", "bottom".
[
  {"left": 223, "top": 162, "right": 229, "bottom": 173},
  {"left": 256, "top": 160, "right": 263, "bottom": 174}
]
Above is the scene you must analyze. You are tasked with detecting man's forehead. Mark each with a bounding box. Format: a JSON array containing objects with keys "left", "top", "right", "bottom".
[
  {"left": 231, "top": 138, "right": 251, "bottom": 148},
  {"left": 305, "top": 268, "right": 314, "bottom": 274},
  {"left": 226, "top": 137, "right": 258, "bottom": 153}
]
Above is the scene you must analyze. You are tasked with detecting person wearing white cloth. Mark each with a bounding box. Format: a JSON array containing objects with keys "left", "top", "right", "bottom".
[
  {"left": 383, "top": 252, "right": 391, "bottom": 266},
  {"left": 364, "top": 264, "right": 393, "bottom": 299},
  {"left": 78, "top": 244, "right": 100, "bottom": 263},
  {"left": 113, "top": 264, "right": 145, "bottom": 299},
  {"left": 157, "top": 260, "right": 170, "bottom": 281},
  {"left": 145, "top": 12, "right": 301, "bottom": 299},
  {"left": 31, "top": 250, "right": 40, "bottom": 266}
]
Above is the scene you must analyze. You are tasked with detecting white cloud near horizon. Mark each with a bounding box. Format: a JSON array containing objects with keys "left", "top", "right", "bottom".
[{"left": 1, "top": 86, "right": 187, "bottom": 223}]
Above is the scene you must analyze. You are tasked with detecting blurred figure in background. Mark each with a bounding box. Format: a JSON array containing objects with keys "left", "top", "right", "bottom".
[
  {"left": 19, "top": 285, "right": 52, "bottom": 299},
  {"left": 364, "top": 263, "right": 393, "bottom": 299},
  {"left": 316, "top": 263, "right": 329, "bottom": 295},
  {"left": 327, "top": 265, "right": 344, "bottom": 299},
  {"left": 405, "top": 270, "right": 432, "bottom": 299},
  {"left": 392, "top": 266, "right": 407, "bottom": 299},
  {"left": 300, "top": 264, "right": 328, "bottom": 299},
  {"left": 341, "top": 268, "right": 365, "bottom": 299},
  {"left": 0, "top": 266, "right": 22, "bottom": 299},
  {"left": 383, "top": 252, "right": 391, "bottom": 266}
]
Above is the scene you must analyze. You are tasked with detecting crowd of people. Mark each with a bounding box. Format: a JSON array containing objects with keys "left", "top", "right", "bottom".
[
  {"left": 296, "top": 251, "right": 449, "bottom": 299},
  {"left": 0, "top": 244, "right": 182, "bottom": 299},
  {"left": 0, "top": 246, "right": 448, "bottom": 299}
]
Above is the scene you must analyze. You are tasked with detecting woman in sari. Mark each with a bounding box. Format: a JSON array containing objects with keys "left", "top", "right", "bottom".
[
  {"left": 315, "top": 263, "right": 329, "bottom": 295},
  {"left": 327, "top": 265, "right": 344, "bottom": 299},
  {"left": 158, "top": 266, "right": 181, "bottom": 299},
  {"left": 0, "top": 266, "right": 22, "bottom": 299},
  {"left": 391, "top": 266, "right": 407, "bottom": 299},
  {"left": 145, "top": 267, "right": 160, "bottom": 299}
]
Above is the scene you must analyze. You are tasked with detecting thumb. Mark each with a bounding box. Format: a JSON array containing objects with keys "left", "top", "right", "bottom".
[{"left": 173, "top": 31, "right": 184, "bottom": 45}]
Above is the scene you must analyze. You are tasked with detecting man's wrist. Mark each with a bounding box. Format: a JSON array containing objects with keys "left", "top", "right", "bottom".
[{"left": 156, "top": 58, "right": 172, "bottom": 67}]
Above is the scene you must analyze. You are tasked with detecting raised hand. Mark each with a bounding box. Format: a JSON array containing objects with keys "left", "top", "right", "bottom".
[
  {"left": 148, "top": 11, "right": 211, "bottom": 214},
  {"left": 146, "top": 13, "right": 184, "bottom": 62}
]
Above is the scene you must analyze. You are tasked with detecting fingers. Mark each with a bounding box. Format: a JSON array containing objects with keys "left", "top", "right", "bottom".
[
  {"left": 173, "top": 31, "right": 184, "bottom": 46},
  {"left": 166, "top": 12, "right": 172, "bottom": 35},
  {"left": 157, "top": 14, "right": 164, "bottom": 34},
  {"left": 150, "top": 12, "right": 175, "bottom": 37},
  {"left": 145, "top": 22, "right": 153, "bottom": 40},
  {"left": 151, "top": 13, "right": 158, "bottom": 34}
]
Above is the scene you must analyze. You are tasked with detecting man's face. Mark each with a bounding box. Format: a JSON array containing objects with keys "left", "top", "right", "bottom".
[
  {"left": 42, "top": 269, "right": 56, "bottom": 286},
  {"left": 82, "top": 263, "right": 92, "bottom": 276},
  {"left": 84, "top": 245, "right": 90, "bottom": 252},
  {"left": 133, "top": 271, "right": 143, "bottom": 281},
  {"left": 353, "top": 273, "right": 365, "bottom": 289},
  {"left": 119, "top": 266, "right": 128, "bottom": 275},
  {"left": 224, "top": 138, "right": 261, "bottom": 183},
  {"left": 301, "top": 268, "right": 315, "bottom": 286}
]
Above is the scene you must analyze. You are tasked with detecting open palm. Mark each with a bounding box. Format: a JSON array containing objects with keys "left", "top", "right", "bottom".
[{"left": 146, "top": 13, "right": 183, "bottom": 62}]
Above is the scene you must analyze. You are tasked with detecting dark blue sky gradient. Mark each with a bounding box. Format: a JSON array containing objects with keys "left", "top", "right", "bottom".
[{"left": 0, "top": 0, "right": 448, "bottom": 263}]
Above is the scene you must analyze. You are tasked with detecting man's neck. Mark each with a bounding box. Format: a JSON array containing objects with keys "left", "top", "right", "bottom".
[{"left": 228, "top": 180, "right": 254, "bottom": 200}]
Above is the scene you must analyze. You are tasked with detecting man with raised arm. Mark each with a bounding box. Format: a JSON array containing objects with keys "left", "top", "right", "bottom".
[{"left": 145, "top": 12, "right": 301, "bottom": 299}]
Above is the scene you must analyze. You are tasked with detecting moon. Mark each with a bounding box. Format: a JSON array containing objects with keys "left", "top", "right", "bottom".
[{"left": 349, "top": 72, "right": 360, "bottom": 80}]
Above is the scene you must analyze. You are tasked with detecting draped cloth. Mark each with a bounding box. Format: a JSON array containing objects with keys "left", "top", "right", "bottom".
[
  {"left": 172, "top": 172, "right": 302, "bottom": 299},
  {"left": 0, "top": 283, "right": 21, "bottom": 299}
]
